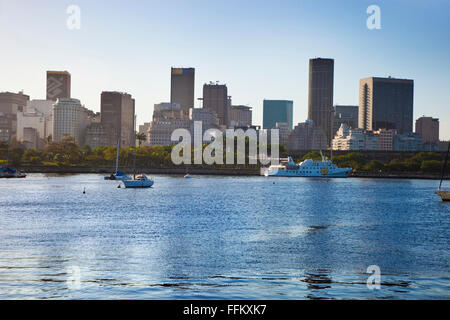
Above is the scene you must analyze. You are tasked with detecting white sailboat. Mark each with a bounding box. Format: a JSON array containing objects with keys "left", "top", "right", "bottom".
[
  {"left": 435, "top": 141, "right": 450, "bottom": 202},
  {"left": 122, "top": 116, "right": 154, "bottom": 189}
]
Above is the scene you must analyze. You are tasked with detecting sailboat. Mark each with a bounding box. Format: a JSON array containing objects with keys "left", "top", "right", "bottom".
[
  {"left": 122, "top": 117, "right": 154, "bottom": 189},
  {"left": 104, "top": 140, "right": 131, "bottom": 180},
  {"left": 435, "top": 141, "right": 450, "bottom": 202}
]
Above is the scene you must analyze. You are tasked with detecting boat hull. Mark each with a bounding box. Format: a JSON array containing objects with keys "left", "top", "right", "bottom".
[
  {"left": 264, "top": 168, "right": 351, "bottom": 178},
  {"left": 123, "top": 180, "right": 154, "bottom": 188},
  {"left": 436, "top": 191, "right": 450, "bottom": 202}
]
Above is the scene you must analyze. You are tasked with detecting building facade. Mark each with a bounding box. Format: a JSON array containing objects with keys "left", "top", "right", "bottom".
[
  {"left": 203, "top": 83, "right": 229, "bottom": 126},
  {"left": 171, "top": 67, "right": 195, "bottom": 114},
  {"left": 52, "top": 98, "right": 89, "bottom": 146},
  {"left": 46, "top": 71, "right": 71, "bottom": 101},
  {"left": 147, "top": 119, "right": 191, "bottom": 146},
  {"left": 100, "top": 91, "right": 135, "bottom": 148},
  {"left": 415, "top": 116, "right": 439, "bottom": 144},
  {"left": 332, "top": 124, "right": 371, "bottom": 151},
  {"left": 230, "top": 105, "right": 252, "bottom": 128},
  {"left": 0, "top": 91, "right": 30, "bottom": 142},
  {"left": 359, "top": 77, "right": 414, "bottom": 134},
  {"left": 288, "top": 120, "right": 327, "bottom": 151},
  {"left": 16, "top": 109, "right": 46, "bottom": 148},
  {"left": 308, "top": 58, "right": 334, "bottom": 144},
  {"left": 263, "top": 100, "right": 293, "bottom": 130},
  {"left": 189, "top": 107, "right": 220, "bottom": 138},
  {"left": 332, "top": 105, "right": 358, "bottom": 138}
]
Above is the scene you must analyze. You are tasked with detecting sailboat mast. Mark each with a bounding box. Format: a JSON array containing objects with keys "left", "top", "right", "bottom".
[
  {"left": 115, "top": 139, "right": 120, "bottom": 174},
  {"left": 133, "top": 115, "right": 137, "bottom": 180},
  {"left": 439, "top": 141, "right": 450, "bottom": 191}
]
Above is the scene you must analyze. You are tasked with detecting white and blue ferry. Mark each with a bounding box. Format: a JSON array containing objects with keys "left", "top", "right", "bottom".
[{"left": 264, "top": 155, "right": 352, "bottom": 178}]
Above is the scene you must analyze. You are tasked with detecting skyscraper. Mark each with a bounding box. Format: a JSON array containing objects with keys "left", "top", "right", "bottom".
[
  {"left": 170, "top": 67, "right": 195, "bottom": 114},
  {"left": 46, "top": 71, "right": 71, "bottom": 101},
  {"left": 308, "top": 58, "right": 334, "bottom": 144},
  {"left": 263, "top": 100, "right": 293, "bottom": 130},
  {"left": 100, "top": 91, "right": 135, "bottom": 148},
  {"left": 203, "top": 83, "right": 228, "bottom": 126},
  {"left": 359, "top": 77, "right": 413, "bottom": 134}
]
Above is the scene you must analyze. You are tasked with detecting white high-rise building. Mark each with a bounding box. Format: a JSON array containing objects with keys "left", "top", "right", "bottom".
[
  {"left": 52, "top": 98, "right": 89, "bottom": 146},
  {"left": 332, "top": 123, "right": 379, "bottom": 150}
]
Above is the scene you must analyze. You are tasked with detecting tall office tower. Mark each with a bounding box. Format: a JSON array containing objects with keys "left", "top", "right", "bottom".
[
  {"left": 332, "top": 105, "right": 359, "bottom": 138},
  {"left": 203, "top": 83, "right": 229, "bottom": 126},
  {"left": 100, "top": 91, "right": 135, "bottom": 148},
  {"left": 46, "top": 71, "right": 71, "bottom": 101},
  {"left": 263, "top": 100, "right": 293, "bottom": 130},
  {"left": 308, "top": 58, "right": 334, "bottom": 144},
  {"left": 359, "top": 77, "right": 414, "bottom": 134},
  {"left": 415, "top": 116, "right": 439, "bottom": 144},
  {"left": 170, "top": 67, "right": 195, "bottom": 114},
  {"left": 52, "top": 98, "right": 89, "bottom": 146}
]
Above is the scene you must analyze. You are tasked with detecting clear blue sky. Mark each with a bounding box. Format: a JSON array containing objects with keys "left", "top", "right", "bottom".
[{"left": 1, "top": 0, "right": 449, "bottom": 139}]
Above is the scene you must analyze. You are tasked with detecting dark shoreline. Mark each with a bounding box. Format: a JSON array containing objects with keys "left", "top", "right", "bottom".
[{"left": 17, "top": 166, "right": 447, "bottom": 180}]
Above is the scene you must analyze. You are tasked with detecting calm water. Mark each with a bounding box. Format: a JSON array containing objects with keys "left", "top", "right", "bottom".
[{"left": 0, "top": 174, "right": 449, "bottom": 299}]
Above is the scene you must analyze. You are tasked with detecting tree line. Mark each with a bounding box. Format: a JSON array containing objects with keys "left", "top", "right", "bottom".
[{"left": 1, "top": 139, "right": 448, "bottom": 174}]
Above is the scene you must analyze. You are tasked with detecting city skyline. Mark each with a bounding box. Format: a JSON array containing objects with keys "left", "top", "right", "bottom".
[{"left": 1, "top": 0, "right": 449, "bottom": 139}]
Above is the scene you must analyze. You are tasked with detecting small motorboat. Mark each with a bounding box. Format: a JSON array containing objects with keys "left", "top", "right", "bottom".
[
  {"left": 184, "top": 173, "right": 191, "bottom": 179},
  {"left": 0, "top": 166, "right": 26, "bottom": 178},
  {"left": 122, "top": 174, "right": 154, "bottom": 188}
]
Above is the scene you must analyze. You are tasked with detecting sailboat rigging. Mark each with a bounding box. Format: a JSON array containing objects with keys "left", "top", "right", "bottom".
[
  {"left": 435, "top": 141, "right": 450, "bottom": 201},
  {"left": 122, "top": 115, "right": 154, "bottom": 188}
]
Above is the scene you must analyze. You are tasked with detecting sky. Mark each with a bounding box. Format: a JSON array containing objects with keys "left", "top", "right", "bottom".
[{"left": 1, "top": 0, "right": 449, "bottom": 139}]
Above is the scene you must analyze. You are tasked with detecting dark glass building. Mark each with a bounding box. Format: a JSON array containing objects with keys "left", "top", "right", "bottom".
[
  {"left": 100, "top": 91, "right": 135, "bottom": 148},
  {"left": 308, "top": 58, "right": 334, "bottom": 145},
  {"left": 359, "top": 77, "right": 413, "bottom": 134},
  {"left": 170, "top": 67, "right": 195, "bottom": 115},
  {"left": 203, "top": 83, "right": 228, "bottom": 126}
]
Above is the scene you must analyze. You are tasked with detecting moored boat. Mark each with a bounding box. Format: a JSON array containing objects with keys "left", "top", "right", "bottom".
[
  {"left": 123, "top": 174, "right": 154, "bottom": 188},
  {"left": 122, "top": 115, "right": 155, "bottom": 189},
  {"left": 0, "top": 166, "right": 26, "bottom": 178},
  {"left": 264, "top": 155, "right": 352, "bottom": 178},
  {"left": 435, "top": 141, "right": 449, "bottom": 202},
  {"left": 104, "top": 140, "right": 131, "bottom": 180}
]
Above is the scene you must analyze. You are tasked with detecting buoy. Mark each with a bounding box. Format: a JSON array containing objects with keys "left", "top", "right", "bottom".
[
  {"left": 117, "top": 184, "right": 121, "bottom": 188},
  {"left": 83, "top": 187, "right": 86, "bottom": 194}
]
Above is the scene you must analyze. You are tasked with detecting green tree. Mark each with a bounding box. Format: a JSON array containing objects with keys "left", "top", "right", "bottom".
[
  {"left": 136, "top": 133, "right": 147, "bottom": 147},
  {"left": 420, "top": 160, "right": 443, "bottom": 173}
]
